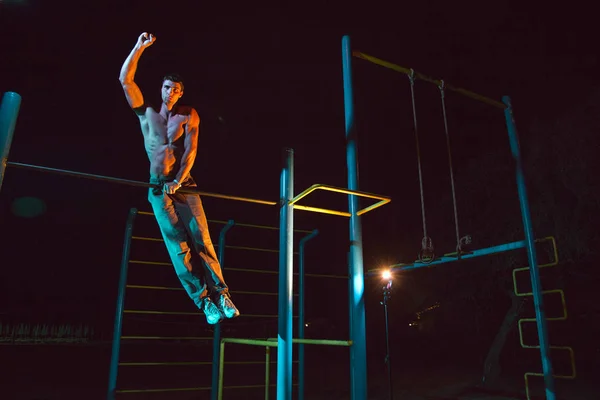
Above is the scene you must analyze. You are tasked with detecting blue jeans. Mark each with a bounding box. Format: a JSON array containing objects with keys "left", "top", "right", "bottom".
[{"left": 148, "top": 176, "right": 228, "bottom": 308}]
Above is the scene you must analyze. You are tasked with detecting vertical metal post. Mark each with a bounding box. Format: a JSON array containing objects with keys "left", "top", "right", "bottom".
[
  {"left": 382, "top": 280, "right": 393, "bottom": 400},
  {"left": 342, "top": 35, "right": 368, "bottom": 400},
  {"left": 212, "top": 220, "right": 235, "bottom": 400},
  {"left": 0, "top": 92, "right": 22, "bottom": 192},
  {"left": 265, "top": 346, "right": 271, "bottom": 400},
  {"left": 218, "top": 341, "right": 226, "bottom": 400},
  {"left": 277, "top": 148, "right": 294, "bottom": 400},
  {"left": 298, "top": 229, "right": 319, "bottom": 400},
  {"left": 107, "top": 208, "right": 138, "bottom": 400},
  {"left": 503, "top": 96, "right": 556, "bottom": 400}
]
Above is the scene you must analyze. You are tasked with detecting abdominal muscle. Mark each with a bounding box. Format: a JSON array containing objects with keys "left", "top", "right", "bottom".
[
  {"left": 147, "top": 142, "right": 178, "bottom": 179},
  {"left": 142, "top": 111, "right": 186, "bottom": 180}
]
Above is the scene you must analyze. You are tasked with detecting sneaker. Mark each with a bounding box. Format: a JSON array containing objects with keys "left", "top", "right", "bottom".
[
  {"left": 217, "top": 293, "right": 240, "bottom": 319},
  {"left": 201, "top": 297, "right": 224, "bottom": 325}
]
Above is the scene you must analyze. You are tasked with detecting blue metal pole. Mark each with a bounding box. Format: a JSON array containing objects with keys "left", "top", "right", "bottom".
[
  {"left": 342, "top": 35, "right": 368, "bottom": 400},
  {"left": 277, "top": 148, "right": 294, "bottom": 400},
  {"left": 0, "top": 92, "right": 22, "bottom": 192},
  {"left": 503, "top": 96, "right": 556, "bottom": 399},
  {"left": 107, "top": 208, "right": 138, "bottom": 400},
  {"left": 211, "top": 220, "right": 235, "bottom": 400},
  {"left": 298, "top": 229, "right": 319, "bottom": 400}
]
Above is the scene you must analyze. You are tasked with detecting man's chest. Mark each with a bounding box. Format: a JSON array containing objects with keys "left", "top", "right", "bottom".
[{"left": 147, "top": 112, "right": 188, "bottom": 142}]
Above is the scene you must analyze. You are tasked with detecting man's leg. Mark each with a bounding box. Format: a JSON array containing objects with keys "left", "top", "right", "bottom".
[
  {"left": 148, "top": 187, "right": 224, "bottom": 324},
  {"left": 175, "top": 191, "right": 240, "bottom": 319}
]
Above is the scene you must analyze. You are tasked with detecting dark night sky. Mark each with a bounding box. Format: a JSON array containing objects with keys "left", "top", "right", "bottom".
[{"left": 1, "top": 0, "right": 598, "bottom": 348}]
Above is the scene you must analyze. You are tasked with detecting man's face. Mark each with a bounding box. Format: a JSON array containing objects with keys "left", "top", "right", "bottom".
[{"left": 161, "top": 80, "right": 183, "bottom": 107}]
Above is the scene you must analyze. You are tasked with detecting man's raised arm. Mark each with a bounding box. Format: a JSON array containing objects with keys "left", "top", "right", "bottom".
[{"left": 119, "top": 32, "right": 156, "bottom": 111}]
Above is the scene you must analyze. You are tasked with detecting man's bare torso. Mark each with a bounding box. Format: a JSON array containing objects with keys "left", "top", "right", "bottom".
[{"left": 140, "top": 106, "right": 191, "bottom": 179}]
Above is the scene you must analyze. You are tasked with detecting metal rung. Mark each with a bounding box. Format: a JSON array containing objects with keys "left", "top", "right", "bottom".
[
  {"left": 117, "top": 386, "right": 210, "bottom": 393},
  {"left": 121, "top": 336, "right": 212, "bottom": 340}
]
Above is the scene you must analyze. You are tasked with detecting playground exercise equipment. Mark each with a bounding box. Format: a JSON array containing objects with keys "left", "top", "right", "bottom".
[
  {"left": 349, "top": 38, "right": 561, "bottom": 399},
  {"left": 0, "top": 30, "right": 565, "bottom": 399}
]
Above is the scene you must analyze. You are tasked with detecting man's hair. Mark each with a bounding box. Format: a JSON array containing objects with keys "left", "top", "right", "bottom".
[{"left": 162, "top": 74, "right": 184, "bottom": 92}]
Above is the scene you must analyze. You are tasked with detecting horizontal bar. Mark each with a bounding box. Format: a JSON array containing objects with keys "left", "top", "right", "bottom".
[
  {"left": 117, "top": 387, "right": 211, "bottom": 393},
  {"left": 120, "top": 360, "right": 298, "bottom": 366},
  {"left": 121, "top": 336, "right": 212, "bottom": 340},
  {"left": 124, "top": 310, "right": 288, "bottom": 318},
  {"left": 225, "top": 267, "right": 348, "bottom": 279},
  {"left": 128, "top": 261, "right": 347, "bottom": 279},
  {"left": 268, "top": 338, "right": 353, "bottom": 346},
  {"left": 352, "top": 51, "right": 506, "bottom": 109},
  {"left": 291, "top": 184, "right": 391, "bottom": 217},
  {"left": 224, "top": 384, "right": 299, "bottom": 389},
  {"left": 127, "top": 284, "right": 182, "bottom": 291},
  {"left": 132, "top": 236, "right": 163, "bottom": 242},
  {"left": 126, "top": 285, "right": 297, "bottom": 297},
  {"left": 130, "top": 260, "right": 171, "bottom": 266},
  {"left": 368, "top": 240, "right": 527, "bottom": 275},
  {"left": 222, "top": 338, "right": 352, "bottom": 347},
  {"left": 137, "top": 212, "right": 313, "bottom": 233},
  {"left": 120, "top": 361, "right": 212, "bottom": 366},
  {"left": 127, "top": 285, "right": 296, "bottom": 297},
  {"left": 223, "top": 338, "right": 278, "bottom": 347},
  {"left": 293, "top": 204, "right": 351, "bottom": 217},
  {"left": 6, "top": 161, "right": 276, "bottom": 206},
  {"left": 130, "top": 239, "right": 299, "bottom": 255},
  {"left": 232, "top": 290, "right": 299, "bottom": 297}
]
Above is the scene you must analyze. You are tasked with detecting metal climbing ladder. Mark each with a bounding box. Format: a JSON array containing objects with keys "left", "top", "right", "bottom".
[{"left": 512, "top": 236, "right": 577, "bottom": 399}]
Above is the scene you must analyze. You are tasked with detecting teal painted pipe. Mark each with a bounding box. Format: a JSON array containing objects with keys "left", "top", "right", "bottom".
[
  {"left": 107, "top": 208, "right": 138, "bottom": 399},
  {"left": 0, "top": 92, "right": 22, "bottom": 192},
  {"left": 503, "top": 96, "right": 556, "bottom": 399},
  {"left": 277, "top": 148, "right": 294, "bottom": 400},
  {"left": 342, "top": 35, "right": 368, "bottom": 400},
  {"left": 211, "top": 220, "right": 235, "bottom": 400},
  {"left": 298, "top": 229, "right": 319, "bottom": 400}
]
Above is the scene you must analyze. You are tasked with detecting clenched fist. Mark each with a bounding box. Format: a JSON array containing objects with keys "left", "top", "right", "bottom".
[{"left": 136, "top": 32, "right": 156, "bottom": 50}]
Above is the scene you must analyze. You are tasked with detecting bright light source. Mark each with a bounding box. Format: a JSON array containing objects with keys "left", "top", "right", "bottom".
[{"left": 382, "top": 270, "right": 392, "bottom": 280}]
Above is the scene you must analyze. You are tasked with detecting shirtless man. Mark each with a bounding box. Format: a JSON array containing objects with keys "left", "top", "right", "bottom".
[{"left": 119, "top": 32, "right": 239, "bottom": 324}]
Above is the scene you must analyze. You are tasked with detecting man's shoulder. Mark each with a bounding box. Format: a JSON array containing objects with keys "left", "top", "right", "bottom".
[{"left": 174, "top": 105, "right": 197, "bottom": 117}]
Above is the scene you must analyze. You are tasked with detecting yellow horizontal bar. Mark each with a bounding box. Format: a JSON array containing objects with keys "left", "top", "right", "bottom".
[
  {"left": 124, "top": 310, "right": 286, "bottom": 318},
  {"left": 209, "top": 219, "right": 313, "bottom": 233},
  {"left": 137, "top": 213, "right": 313, "bottom": 233},
  {"left": 127, "top": 284, "right": 182, "bottom": 291},
  {"left": 223, "top": 338, "right": 352, "bottom": 347},
  {"left": 224, "top": 245, "right": 297, "bottom": 254},
  {"left": 290, "top": 184, "right": 391, "bottom": 217},
  {"left": 293, "top": 204, "right": 351, "bottom": 217},
  {"left": 231, "top": 290, "right": 299, "bottom": 297},
  {"left": 117, "top": 386, "right": 210, "bottom": 393},
  {"left": 120, "top": 361, "right": 212, "bottom": 366},
  {"left": 352, "top": 51, "right": 506, "bottom": 109},
  {"left": 121, "top": 336, "right": 212, "bottom": 340},
  {"left": 130, "top": 243, "right": 298, "bottom": 255},
  {"left": 119, "top": 360, "right": 295, "bottom": 366},
  {"left": 130, "top": 260, "right": 171, "bottom": 266},
  {"left": 267, "top": 338, "right": 353, "bottom": 346},
  {"left": 225, "top": 267, "right": 347, "bottom": 279},
  {"left": 132, "top": 236, "right": 163, "bottom": 242},
  {"left": 223, "top": 338, "right": 278, "bottom": 347},
  {"left": 128, "top": 262, "right": 346, "bottom": 279},
  {"left": 224, "top": 384, "right": 299, "bottom": 389}
]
